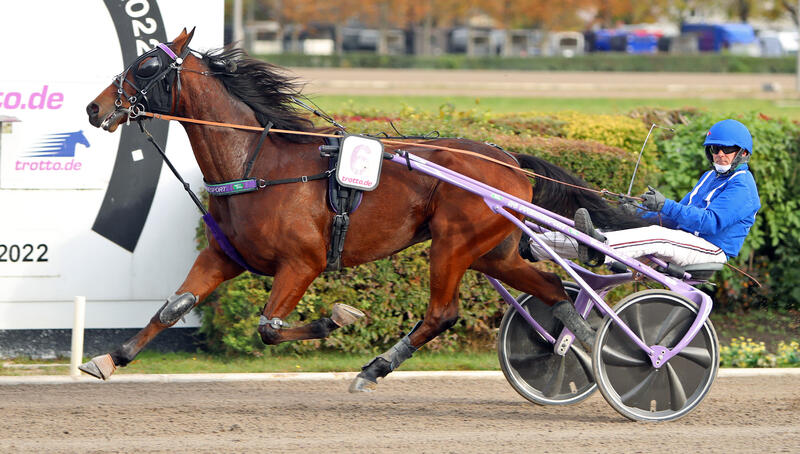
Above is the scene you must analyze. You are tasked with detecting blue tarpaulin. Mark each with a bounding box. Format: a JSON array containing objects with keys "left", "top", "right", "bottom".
[{"left": 680, "top": 23, "right": 756, "bottom": 51}]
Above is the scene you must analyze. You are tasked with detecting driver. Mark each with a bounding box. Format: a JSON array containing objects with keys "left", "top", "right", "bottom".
[{"left": 528, "top": 119, "right": 761, "bottom": 268}]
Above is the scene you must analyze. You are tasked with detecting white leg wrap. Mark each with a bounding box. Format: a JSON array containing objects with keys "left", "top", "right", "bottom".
[{"left": 604, "top": 226, "right": 726, "bottom": 267}]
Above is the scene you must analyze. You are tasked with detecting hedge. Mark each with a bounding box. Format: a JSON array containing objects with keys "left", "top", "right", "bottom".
[
  {"left": 195, "top": 107, "right": 799, "bottom": 355},
  {"left": 261, "top": 52, "right": 796, "bottom": 74}
]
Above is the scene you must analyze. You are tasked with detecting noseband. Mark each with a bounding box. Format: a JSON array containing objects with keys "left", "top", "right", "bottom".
[{"left": 108, "top": 43, "right": 190, "bottom": 124}]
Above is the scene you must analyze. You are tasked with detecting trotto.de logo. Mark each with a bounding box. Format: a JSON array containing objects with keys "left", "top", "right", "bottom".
[
  {"left": 15, "top": 130, "right": 91, "bottom": 171},
  {"left": 0, "top": 85, "right": 64, "bottom": 110}
]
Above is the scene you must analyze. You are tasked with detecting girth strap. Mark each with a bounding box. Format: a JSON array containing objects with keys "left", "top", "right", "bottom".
[
  {"left": 204, "top": 170, "right": 331, "bottom": 196},
  {"left": 324, "top": 135, "right": 363, "bottom": 272}
]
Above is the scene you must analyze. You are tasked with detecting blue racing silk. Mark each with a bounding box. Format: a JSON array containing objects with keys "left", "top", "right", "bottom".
[{"left": 658, "top": 164, "right": 760, "bottom": 258}]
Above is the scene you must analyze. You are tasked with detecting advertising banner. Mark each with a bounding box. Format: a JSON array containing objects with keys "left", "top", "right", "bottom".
[{"left": 0, "top": 0, "right": 224, "bottom": 329}]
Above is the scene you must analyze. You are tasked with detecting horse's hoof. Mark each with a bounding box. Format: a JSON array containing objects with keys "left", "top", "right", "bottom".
[
  {"left": 331, "top": 303, "right": 365, "bottom": 327},
  {"left": 348, "top": 376, "right": 377, "bottom": 393},
  {"left": 78, "top": 354, "right": 117, "bottom": 380}
]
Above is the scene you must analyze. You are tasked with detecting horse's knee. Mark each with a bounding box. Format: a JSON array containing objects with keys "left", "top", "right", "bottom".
[{"left": 156, "top": 292, "right": 198, "bottom": 325}]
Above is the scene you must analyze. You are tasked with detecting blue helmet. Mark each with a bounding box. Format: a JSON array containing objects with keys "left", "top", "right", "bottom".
[{"left": 703, "top": 119, "right": 753, "bottom": 154}]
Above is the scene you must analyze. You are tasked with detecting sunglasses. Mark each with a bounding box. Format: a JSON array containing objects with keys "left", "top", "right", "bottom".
[{"left": 709, "top": 145, "right": 740, "bottom": 155}]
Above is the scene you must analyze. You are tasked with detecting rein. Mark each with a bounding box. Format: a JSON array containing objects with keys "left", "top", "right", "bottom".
[{"left": 141, "top": 111, "right": 641, "bottom": 203}]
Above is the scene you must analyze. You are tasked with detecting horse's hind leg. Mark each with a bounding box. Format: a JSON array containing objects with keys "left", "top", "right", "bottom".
[
  {"left": 350, "top": 229, "right": 485, "bottom": 393},
  {"left": 78, "top": 247, "right": 242, "bottom": 380},
  {"left": 470, "top": 233, "right": 569, "bottom": 305},
  {"left": 471, "top": 238, "right": 597, "bottom": 344}
]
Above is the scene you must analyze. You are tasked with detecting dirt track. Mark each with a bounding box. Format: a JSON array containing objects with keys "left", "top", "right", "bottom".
[
  {"left": 1, "top": 373, "right": 798, "bottom": 453},
  {"left": 292, "top": 68, "right": 798, "bottom": 99}
]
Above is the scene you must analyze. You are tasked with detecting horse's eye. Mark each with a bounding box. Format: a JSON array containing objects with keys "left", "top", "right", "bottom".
[{"left": 136, "top": 57, "right": 161, "bottom": 79}]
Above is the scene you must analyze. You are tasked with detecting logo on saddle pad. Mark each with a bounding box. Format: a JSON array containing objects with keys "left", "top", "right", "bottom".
[{"left": 336, "top": 135, "right": 384, "bottom": 191}]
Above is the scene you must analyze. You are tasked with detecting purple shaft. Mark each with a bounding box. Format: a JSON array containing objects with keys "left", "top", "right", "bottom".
[{"left": 486, "top": 276, "right": 556, "bottom": 344}]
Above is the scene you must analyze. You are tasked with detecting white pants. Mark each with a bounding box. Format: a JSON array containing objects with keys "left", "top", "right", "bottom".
[{"left": 529, "top": 225, "right": 727, "bottom": 267}]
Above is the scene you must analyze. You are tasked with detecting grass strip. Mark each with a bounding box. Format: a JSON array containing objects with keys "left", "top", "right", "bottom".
[{"left": 312, "top": 95, "right": 800, "bottom": 120}]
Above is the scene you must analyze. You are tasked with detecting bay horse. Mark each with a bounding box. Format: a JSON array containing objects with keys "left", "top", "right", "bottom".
[{"left": 83, "top": 29, "right": 642, "bottom": 391}]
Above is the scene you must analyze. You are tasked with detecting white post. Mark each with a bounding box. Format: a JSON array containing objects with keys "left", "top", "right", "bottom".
[
  {"left": 796, "top": 0, "right": 800, "bottom": 93},
  {"left": 233, "top": 0, "right": 244, "bottom": 45},
  {"left": 69, "top": 296, "right": 86, "bottom": 377}
]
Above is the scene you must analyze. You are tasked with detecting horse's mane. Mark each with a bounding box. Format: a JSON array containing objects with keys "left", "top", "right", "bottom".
[{"left": 200, "top": 47, "right": 316, "bottom": 143}]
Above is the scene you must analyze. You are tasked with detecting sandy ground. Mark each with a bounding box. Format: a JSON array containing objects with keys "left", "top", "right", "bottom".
[
  {"left": 0, "top": 373, "right": 797, "bottom": 453},
  {"left": 291, "top": 68, "right": 799, "bottom": 99}
]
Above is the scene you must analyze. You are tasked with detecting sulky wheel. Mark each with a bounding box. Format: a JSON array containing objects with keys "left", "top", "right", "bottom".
[
  {"left": 592, "top": 289, "right": 719, "bottom": 422},
  {"left": 498, "top": 282, "right": 602, "bottom": 406}
]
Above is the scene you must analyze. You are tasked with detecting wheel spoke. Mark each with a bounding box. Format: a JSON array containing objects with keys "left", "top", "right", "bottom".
[
  {"left": 653, "top": 306, "right": 693, "bottom": 346},
  {"left": 626, "top": 303, "right": 647, "bottom": 344},
  {"left": 542, "top": 356, "right": 566, "bottom": 397},
  {"left": 674, "top": 346, "right": 713, "bottom": 369},
  {"left": 508, "top": 351, "right": 551, "bottom": 366},
  {"left": 601, "top": 344, "right": 648, "bottom": 367},
  {"left": 665, "top": 363, "right": 688, "bottom": 411},
  {"left": 571, "top": 344, "right": 594, "bottom": 381},
  {"left": 620, "top": 368, "right": 659, "bottom": 407}
]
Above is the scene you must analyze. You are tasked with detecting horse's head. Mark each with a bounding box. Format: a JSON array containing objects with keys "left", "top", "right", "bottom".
[
  {"left": 74, "top": 130, "right": 90, "bottom": 147},
  {"left": 86, "top": 28, "right": 195, "bottom": 132}
]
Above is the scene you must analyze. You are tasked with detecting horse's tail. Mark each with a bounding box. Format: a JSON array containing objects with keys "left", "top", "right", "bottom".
[{"left": 513, "top": 153, "right": 649, "bottom": 230}]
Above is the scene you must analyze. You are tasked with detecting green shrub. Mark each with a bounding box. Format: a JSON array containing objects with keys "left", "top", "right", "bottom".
[{"left": 260, "top": 52, "right": 796, "bottom": 74}]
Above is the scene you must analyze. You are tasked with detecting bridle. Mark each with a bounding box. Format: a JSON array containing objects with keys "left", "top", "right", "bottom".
[{"left": 103, "top": 42, "right": 191, "bottom": 128}]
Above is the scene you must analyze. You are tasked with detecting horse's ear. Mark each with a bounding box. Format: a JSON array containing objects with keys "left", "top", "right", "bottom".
[{"left": 172, "top": 27, "right": 196, "bottom": 55}]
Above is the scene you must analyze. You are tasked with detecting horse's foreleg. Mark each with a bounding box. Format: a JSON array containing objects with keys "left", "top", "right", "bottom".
[
  {"left": 256, "top": 265, "right": 364, "bottom": 345},
  {"left": 78, "top": 247, "right": 242, "bottom": 380}
]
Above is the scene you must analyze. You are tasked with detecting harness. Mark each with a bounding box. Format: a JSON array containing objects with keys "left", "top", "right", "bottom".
[
  {"left": 201, "top": 129, "right": 362, "bottom": 273},
  {"left": 108, "top": 43, "right": 190, "bottom": 124}
]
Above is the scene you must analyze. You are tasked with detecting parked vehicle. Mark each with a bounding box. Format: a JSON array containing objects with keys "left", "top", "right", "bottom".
[
  {"left": 758, "top": 30, "right": 799, "bottom": 57},
  {"left": 680, "top": 23, "right": 759, "bottom": 55}
]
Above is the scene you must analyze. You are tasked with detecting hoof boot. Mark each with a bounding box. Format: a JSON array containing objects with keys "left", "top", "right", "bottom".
[
  {"left": 331, "top": 303, "right": 365, "bottom": 327},
  {"left": 348, "top": 375, "right": 377, "bottom": 393},
  {"left": 78, "top": 354, "right": 117, "bottom": 380}
]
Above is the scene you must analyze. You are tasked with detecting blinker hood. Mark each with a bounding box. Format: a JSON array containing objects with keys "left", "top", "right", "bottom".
[{"left": 130, "top": 46, "right": 179, "bottom": 114}]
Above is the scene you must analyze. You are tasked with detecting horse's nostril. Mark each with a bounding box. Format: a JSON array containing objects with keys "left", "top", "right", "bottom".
[{"left": 87, "top": 103, "right": 99, "bottom": 116}]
